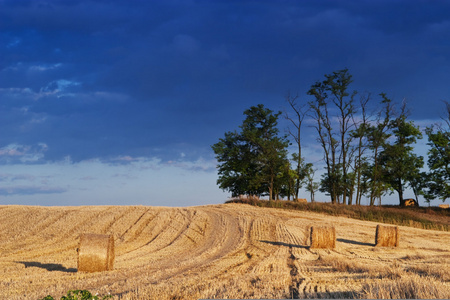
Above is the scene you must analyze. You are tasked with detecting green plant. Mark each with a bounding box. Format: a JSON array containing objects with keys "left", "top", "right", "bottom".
[{"left": 39, "top": 289, "right": 112, "bottom": 300}]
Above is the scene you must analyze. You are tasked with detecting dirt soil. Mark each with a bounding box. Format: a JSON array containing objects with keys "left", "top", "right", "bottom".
[{"left": 0, "top": 204, "right": 449, "bottom": 299}]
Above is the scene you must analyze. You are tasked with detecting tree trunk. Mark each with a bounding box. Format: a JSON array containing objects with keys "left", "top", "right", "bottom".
[
  {"left": 397, "top": 178, "right": 403, "bottom": 206},
  {"left": 269, "top": 174, "right": 274, "bottom": 201}
]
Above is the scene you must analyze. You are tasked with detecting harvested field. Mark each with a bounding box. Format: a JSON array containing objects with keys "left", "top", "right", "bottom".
[{"left": 0, "top": 203, "right": 449, "bottom": 299}]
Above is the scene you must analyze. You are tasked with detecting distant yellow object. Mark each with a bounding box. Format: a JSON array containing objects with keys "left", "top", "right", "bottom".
[{"left": 294, "top": 198, "right": 307, "bottom": 203}]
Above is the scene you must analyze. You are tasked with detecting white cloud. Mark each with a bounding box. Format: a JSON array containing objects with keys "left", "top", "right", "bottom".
[
  {"left": 1, "top": 62, "right": 62, "bottom": 73},
  {"left": 0, "top": 143, "right": 48, "bottom": 163},
  {"left": 29, "top": 63, "right": 62, "bottom": 72},
  {"left": 39, "top": 79, "right": 81, "bottom": 98},
  {"left": 0, "top": 87, "right": 35, "bottom": 98}
]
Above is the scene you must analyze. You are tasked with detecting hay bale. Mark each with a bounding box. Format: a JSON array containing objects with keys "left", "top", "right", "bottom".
[
  {"left": 401, "top": 198, "right": 418, "bottom": 207},
  {"left": 438, "top": 204, "right": 449, "bottom": 209},
  {"left": 78, "top": 233, "right": 114, "bottom": 272},
  {"left": 375, "top": 225, "right": 399, "bottom": 247},
  {"left": 310, "top": 226, "right": 336, "bottom": 248},
  {"left": 295, "top": 198, "right": 308, "bottom": 203}
]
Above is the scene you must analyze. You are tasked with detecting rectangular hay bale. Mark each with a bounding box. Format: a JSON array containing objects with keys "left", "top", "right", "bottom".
[
  {"left": 375, "top": 225, "right": 399, "bottom": 247},
  {"left": 78, "top": 233, "right": 115, "bottom": 272},
  {"left": 310, "top": 226, "right": 336, "bottom": 249}
]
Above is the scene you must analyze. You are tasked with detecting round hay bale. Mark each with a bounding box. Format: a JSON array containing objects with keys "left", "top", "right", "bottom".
[
  {"left": 78, "top": 233, "right": 114, "bottom": 272},
  {"left": 310, "top": 226, "right": 336, "bottom": 249},
  {"left": 375, "top": 225, "right": 399, "bottom": 247},
  {"left": 401, "top": 198, "right": 418, "bottom": 207}
]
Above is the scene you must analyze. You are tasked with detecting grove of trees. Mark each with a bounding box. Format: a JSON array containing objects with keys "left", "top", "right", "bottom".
[{"left": 212, "top": 69, "right": 450, "bottom": 206}]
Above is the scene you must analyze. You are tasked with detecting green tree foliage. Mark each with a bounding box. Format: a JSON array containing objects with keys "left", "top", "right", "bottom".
[
  {"left": 304, "top": 163, "right": 319, "bottom": 202},
  {"left": 379, "top": 103, "right": 424, "bottom": 205},
  {"left": 211, "top": 131, "right": 262, "bottom": 197},
  {"left": 423, "top": 102, "right": 450, "bottom": 202},
  {"left": 365, "top": 93, "right": 393, "bottom": 205},
  {"left": 424, "top": 128, "right": 450, "bottom": 201},
  {"left": 212, "top": 104, "right": 289, "bottom": 200}
]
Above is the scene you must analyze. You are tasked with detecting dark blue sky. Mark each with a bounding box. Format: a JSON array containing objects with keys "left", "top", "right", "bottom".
[{"left": 1, "top": 0, "right": 449, "bottom": 206}]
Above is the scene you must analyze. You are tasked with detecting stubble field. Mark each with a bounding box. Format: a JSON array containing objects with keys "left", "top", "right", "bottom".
[{"left": 0, "top": 203, "right": 449, "bottom": 299}]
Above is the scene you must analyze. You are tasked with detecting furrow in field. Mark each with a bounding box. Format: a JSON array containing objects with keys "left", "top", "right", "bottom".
[
  {"left": 116, "top": 209, "right": 159, "bottom": 252},
  {"left": 117, "top": 209, "right": 190, "bottom": 263},
  {"left": 197, "top": 214, "right": 263, "bottom": 279},
  {"left": 98, "top": 206, "right": 142, "bottom": 235},
  {"left": 0, "top": 209, "right": 73, "bottom": 256},
  {"left": 118, "top": 208, "right": 151, "bottom": 240},
  {"left": 163, "top": 207, "right": 242, "bottom": 267}
]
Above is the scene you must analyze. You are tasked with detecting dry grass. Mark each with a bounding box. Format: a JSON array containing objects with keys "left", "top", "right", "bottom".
[
  {"left": 360, "top": 274, "right": 448, "bottom": 299},
  {"left": 0, "top": 204, "right": 449, "bottom": 299},
  {"left": 316, "top": 255, "right": 450, "bottom": 298}
]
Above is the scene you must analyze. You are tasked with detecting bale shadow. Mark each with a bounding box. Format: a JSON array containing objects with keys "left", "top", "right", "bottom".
[
  {"left": 337, "top": 238, "right": 375, "bottom": 247},
  {"left": 259, "top": 240, "right": 309, "bottom": 249},
  {"left": 16, "top": 261, "right": 77, "bottom": 272}
]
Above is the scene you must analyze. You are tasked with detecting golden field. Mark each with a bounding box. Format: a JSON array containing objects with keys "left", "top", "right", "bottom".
[{"left": 0, "top": 203, "right": 449, "bottom": 299}]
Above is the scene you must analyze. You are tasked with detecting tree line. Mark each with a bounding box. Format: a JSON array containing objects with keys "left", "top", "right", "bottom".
[{"left": 212, "top": 69, "right": 450, "bottom": 206}]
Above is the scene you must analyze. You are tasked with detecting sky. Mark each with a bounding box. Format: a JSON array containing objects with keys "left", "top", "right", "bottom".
[{"left": 1, "top": 0, "right": 450, "bottom": 207}]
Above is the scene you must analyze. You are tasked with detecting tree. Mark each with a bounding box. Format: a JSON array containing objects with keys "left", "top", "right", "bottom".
[
  {"left": 308, "top": 69, "right": 356, "bottom": 204},
  {"left": 285, "top": 92, "right": 309, "bottom": 200},
  {"left": 423, "top": 101, "right": 450, "bottom": 202},
  {"left": 308, "top": 84, "right": 338, "bottom": 203},
  {"left": 365, "top": 93, "right": 393, "bottom": 205},
  {"left": 304, "top": 163, "right": 319, "bottom": 202},
  {"left": 278, "top": 162, "right": 298, "bottom": 200},
  {"left": 211, "top": 131, "right": 262, "bottom": 197},
  {"left": 212, "top": 104, "right": 289, "bottom": 200},
  {"left": 349, "top": 93, "right": 371, "bottom": 205},
  {"left": 378, "top": 101, "right": 424, "bottom": 205}
]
